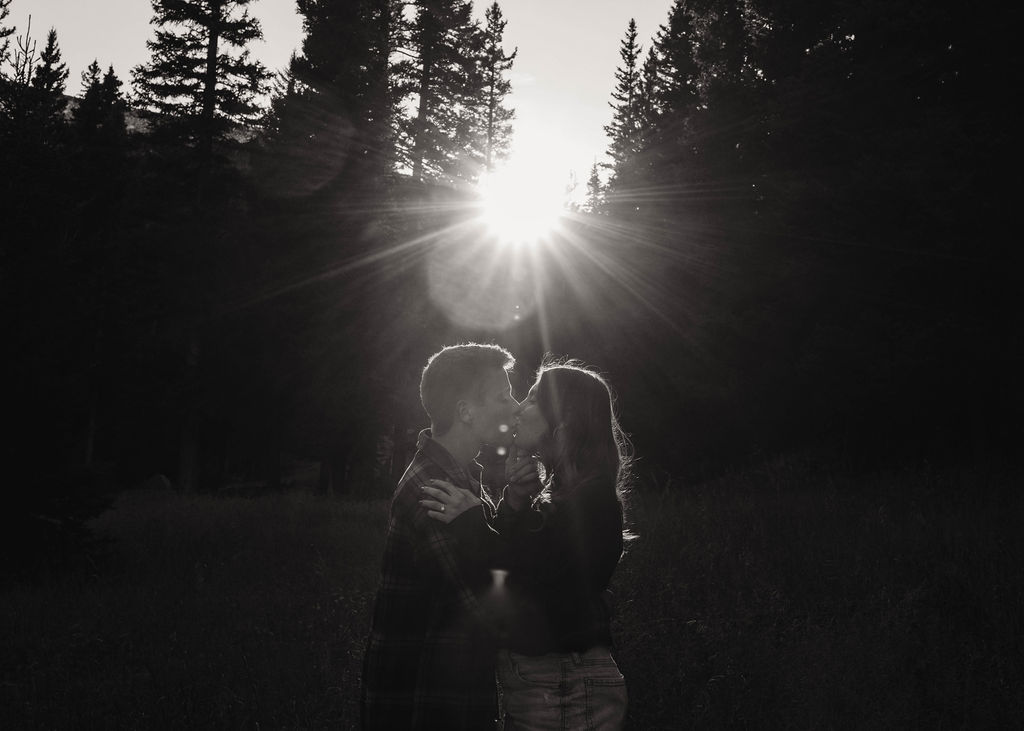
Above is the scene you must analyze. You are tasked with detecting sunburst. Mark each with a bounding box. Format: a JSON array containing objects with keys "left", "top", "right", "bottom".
[{"left": 477, "top": 159, "right": 567, "bottom": 246}]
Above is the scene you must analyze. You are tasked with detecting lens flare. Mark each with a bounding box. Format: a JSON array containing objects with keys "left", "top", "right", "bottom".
[
  {"left": 425, "top": 230, "right": 540, "bottom": 330},
  {"left": 478, "top": 163, "right": 565, "bottom": 245}
]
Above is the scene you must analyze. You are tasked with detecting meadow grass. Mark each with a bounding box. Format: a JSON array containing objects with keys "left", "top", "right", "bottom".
[
  {"left": 615, "top": 457, "right": 1024, "bottom": 729},
  {"left": 2, "top": 459, "right": 1022, "bottom": 729}
]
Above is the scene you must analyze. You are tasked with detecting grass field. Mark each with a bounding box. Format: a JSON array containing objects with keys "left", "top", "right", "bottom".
[{"left": 2, "top": 458, "right": 1022, "bottom": 729}]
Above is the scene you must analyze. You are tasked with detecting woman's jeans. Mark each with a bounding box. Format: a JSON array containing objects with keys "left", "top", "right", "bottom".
[{"left": 496, "top": 646, "right": 627, "bottom": 730}]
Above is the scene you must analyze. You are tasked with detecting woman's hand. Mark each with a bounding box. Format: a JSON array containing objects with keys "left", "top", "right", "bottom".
[
  {"left": 504, "top": 447, "right": 543, "bottom": 511},
  {"left": 419, "top": 479, "right": 481, "bottom": 523}
]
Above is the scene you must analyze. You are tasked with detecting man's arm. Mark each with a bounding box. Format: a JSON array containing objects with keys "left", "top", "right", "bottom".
[{"left": 400, "top": 475, "right": 505, "bottom": 634}]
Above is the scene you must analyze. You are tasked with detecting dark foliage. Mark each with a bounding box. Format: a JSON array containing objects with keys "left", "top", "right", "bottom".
[
  {"left": 1, "top": 0, "right": 1019, "bottom": 519},
  {"left": 131, "top": 0, "right": 271, "bottom": 155},
  {"left": 596, "top": 0, "right": 1022, "bottom": 475}
]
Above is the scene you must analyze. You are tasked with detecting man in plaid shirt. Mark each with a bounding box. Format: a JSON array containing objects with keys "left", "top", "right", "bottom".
[{"left": 361, "top": 343, "right": 518, "bottom": 729}]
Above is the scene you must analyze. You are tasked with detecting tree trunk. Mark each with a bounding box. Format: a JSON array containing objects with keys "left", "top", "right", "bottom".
[
  {"left": 486, "top": 75, "right": 495, "bottom": 170},
  {"left": 412, "top": 9, "right": 437, "bottom": 182},
  {"left": 412, "top": 59, "right": 432, "bottom": 181},
  {"left": 201, "top": 1, "right": 222, "bottom": 159}
]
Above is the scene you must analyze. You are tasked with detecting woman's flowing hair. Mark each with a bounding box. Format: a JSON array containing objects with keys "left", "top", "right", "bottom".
[{"left": 534, "top": 357, "right": 634, "bottom": 524}]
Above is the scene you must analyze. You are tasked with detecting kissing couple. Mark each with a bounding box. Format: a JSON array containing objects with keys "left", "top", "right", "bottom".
[{"left": 362, "top": 343, "right": 631, "bottom": 730}]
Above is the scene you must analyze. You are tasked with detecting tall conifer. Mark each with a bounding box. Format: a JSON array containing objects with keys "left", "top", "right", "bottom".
[
  {"left": 132, "top": 0, "right": 271, "bottom": 155},
  {"left": 0, "top": 0, "right": 14, "bottom": 64},
  {"left": 282, "top": 0, "right": 402, "bottom": 184},
  {"left": 74, "top": 60, "right": 126, "bottom": 143},
  {"left": 603, "top": 19, "right": 642, "bottom": 185},
  {"left": 26, "top": 27, "right": 68, "bottom": 141},
  {"left": 585, "top": 161, "right": 603, "bottom": 213},
  {"left": 635, "top": 0, "right": 701, "bottom": 188},
  {"left": 3, "top": 18, "right": 107, "bottom": 152},
  {"left": 478, "top": 2, "right": 515, "bottom": 170},
  {"left": 651, "top": 1, "right": 699, "bottom": 122},
  {"left": 398, "top": 0, "right": 484, "bottom": 182}
]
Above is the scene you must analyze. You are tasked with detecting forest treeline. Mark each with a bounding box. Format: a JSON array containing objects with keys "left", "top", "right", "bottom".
[{"left": 0, "top": 0, "right": 1019, "bottom": 532}]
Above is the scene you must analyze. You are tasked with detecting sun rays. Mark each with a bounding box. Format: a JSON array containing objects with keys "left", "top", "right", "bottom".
[
  {"left": 476, "top": 161, "right": 568, "bottom": 247},
  {"left": 220, "top": 161, "right": 718, "bottom": 353}
]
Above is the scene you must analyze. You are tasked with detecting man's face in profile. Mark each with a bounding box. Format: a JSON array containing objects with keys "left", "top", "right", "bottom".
[{"left": 469, "top": 367, "right": 517, "bottom": 448}]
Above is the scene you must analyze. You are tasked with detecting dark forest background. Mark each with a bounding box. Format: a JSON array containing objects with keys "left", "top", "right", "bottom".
[
  {"left": 2, "top": 2, "right": 1023, "bottom": 727},
  {"left": 2, "top": 0, "right": 1021, "bottom": 550}
]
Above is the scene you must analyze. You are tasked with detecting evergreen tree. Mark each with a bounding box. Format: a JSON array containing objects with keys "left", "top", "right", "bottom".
[
  {"left": 280, "top": 0, "right": 402, "bottom": 186},
  {"left": 28, "top": 27, "right": 68, "bottom": 136},
  {"left": 634, "top": 0, "right": 701, "bottom": 189},
  {"left": 79, "top": 58, "right": 101, "bottom": 96},
  {"left": 74, "top": 60, "right": 126, "bottom": 143},
  {"left": 0, "top": 0, "right": 13, "bottom": 64},
  {"left": 603, "top": 19, "right": 642, "bottom": 186},
  {"left": 99, "top": 66, "right": 128, "bottom": 137},
  {"left": 478, "top": 2, "right": 515, "bottom": 170},
  {"left": 397, "top": 0, "right": 485, "bottom": 182},
  {"left": 0, "top": 12, "right": 32, "bottom": 145},
  {"left": 0, "top": 9, "right": 33, "bottom": 90},
  {"left": 0, "top": 24, "right": 68, "bottom": 147},
  {"left": 74, "top": 59, "right": 102, "bottom": 130},
  {"left": 261, "top": 53, "right": 299, "bottom": 140},
  {"left": 585, "top": 160, "right": 603, "bottom": 213},
  {"left": 634, "top": 47, "right": 659, "bottom": 162},
  {"left": 30, "top": 27, "right": 67, "bottom": 94},
  {"left": 690, "top": 0, "right": 752, "bottom": 98},
  {"left": 132, "top": 0, "right": 271, "bottom": 156},
  {"left": 651, "top": 1, "right": 699, "bottom": 123}
]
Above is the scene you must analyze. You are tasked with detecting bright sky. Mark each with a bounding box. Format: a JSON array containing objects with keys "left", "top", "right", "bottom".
[{"left": 14, "top": 0, "right": 671, "bottom": 188}]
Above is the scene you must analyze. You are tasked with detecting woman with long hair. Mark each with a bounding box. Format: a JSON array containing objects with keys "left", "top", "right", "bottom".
[{"left": 421, "top": 359, "right": 631, "bottom": 729}]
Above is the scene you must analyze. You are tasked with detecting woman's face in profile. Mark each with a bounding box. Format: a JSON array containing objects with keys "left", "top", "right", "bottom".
[{"left": 512, "top": 381, "right": 550, "bottom": 452}]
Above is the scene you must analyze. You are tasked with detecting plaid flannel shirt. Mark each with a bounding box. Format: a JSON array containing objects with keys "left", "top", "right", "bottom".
[{"left": 361, "top": 429, "right": 503, "bottom": 730}]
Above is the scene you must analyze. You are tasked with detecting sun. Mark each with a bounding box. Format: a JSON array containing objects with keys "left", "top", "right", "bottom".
[{"left": 477, "top": 161, "right": 567, "bottom": 245}]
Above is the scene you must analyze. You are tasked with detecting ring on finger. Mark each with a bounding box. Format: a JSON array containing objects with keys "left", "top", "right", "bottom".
[{"left": 440, "top": 504, "right": 445, "bottom": 513}]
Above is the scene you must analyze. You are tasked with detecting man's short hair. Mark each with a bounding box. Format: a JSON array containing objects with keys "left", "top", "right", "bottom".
[{"left": 420, "top": 343, "right": 515, "bottom": 436}]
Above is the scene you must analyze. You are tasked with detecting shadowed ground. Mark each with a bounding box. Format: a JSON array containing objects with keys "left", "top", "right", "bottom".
[{"left": 2, "top": 458, "right": 1021, "bottom": 728}]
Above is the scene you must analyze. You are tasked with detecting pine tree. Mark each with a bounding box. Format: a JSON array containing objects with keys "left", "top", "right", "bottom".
[
  {"left": 132, "top": 0, "right": 271, "bottom": 156},
  {"left": 360, "top": 0, "right": 404, "bottom": 178},
  {"left": 631, "top": 0, "right": 701, "bottom": 189},
  {"left": 0, "top": 24, "right": 69, "bottom": 149},
  {"left": 281, "top": 0, "right": 402, "bottom": 184},
  {"left": 0, "top": 11, "right": 32, "bottom": 144},
  {"left": 74, "top": 60, "right": 126, "bottom": 143},
  {"left": 99, "top": 66, "right": 127, "bottom": 137},
  {"left": 0, "top": 12, "right": 37, "bottom": 201},
  {"left": 79, "top": 59, "right": 101, "bottom": 95},
  {"left": 0, "top": 0, "right": 14, "bottom": 64},
  {"left": 74, "top": 59, "right": 102, "bottom": 130},
  {"left": 651, "top": 0, "right": 699, "bottom": 122},
  {"left": 0, "top": 9, "right": 33, "bottom": 91},
  {"left": 478, "top": 2, "right": 515, "bottom": 170},
  {"left": 261, "top": 53, "right": 299, "bottom": 140},
  {"left": 635, "top": 46, "right": 659, "bottom": 156},
  {"left": 30, "top": 27, "right": 67, "bottom": 92},
  {"left": 30, "top": 28, "right": 68, "bottom": 131},
  {"left": 690, "top": 0, "right": 750, "bottom": 99},
  {"left": 603, "top": 18, "right": 642, "bottom": 185},
  {"left": 585, "top": 160, "right": 603, "bottom": 213},
  {"left": 397, "top": 0, "right": 485, "bottom": 182}
]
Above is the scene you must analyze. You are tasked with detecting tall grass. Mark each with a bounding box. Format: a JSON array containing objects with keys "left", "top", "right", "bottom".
[
  {"left": 1, "top": 491, "right": 385, "bottom": 729},
  {"left": 615, "top": 457, "right": 1024, "bottom": 729},
  {"left": 1, "top": 459, "right": 1021, "bottom": 728}
]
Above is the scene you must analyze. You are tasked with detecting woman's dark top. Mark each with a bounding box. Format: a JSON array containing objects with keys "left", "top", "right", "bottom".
[{"left": 492, "top": 477, "right": 624, "bottom": 656}]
